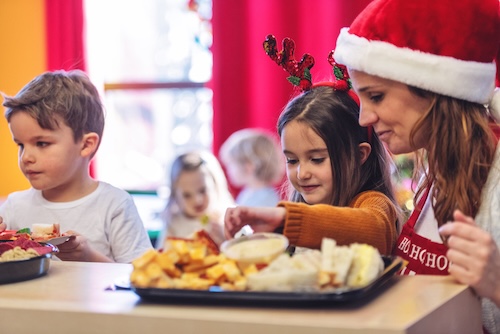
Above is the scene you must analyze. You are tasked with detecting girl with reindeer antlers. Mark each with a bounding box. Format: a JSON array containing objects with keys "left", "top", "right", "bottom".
[{"left": 224, "top": 35, "right": 402, "bottom": 255}]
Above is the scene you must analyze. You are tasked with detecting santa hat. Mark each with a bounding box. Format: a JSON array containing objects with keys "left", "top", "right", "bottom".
[{"left": 334, "top": 0, "right": 500, "bottom": 120}]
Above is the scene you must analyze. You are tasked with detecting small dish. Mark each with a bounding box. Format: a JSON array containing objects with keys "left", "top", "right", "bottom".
[
  {"left": 220, "top": 232, "right": 289, "bottom": 268},
  {"left": 0, "top": 242, "right": 58, "bottom": 284}
]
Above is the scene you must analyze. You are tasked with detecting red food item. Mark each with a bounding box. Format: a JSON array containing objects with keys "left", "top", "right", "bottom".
[
  {"left": 0, "top": 236, "right": 52, "bottom": 257},
  {"left": 13, "top": 237, "right": 44, "bottom": 249},
  {"left": 29, "top": 246, "right": 53, "bottom": 256},
  {"left": 165, "top": 230, "right": 220, "bottom": 255},
  {"left": 191, "top": 230, "right": 220, "bottom": 255},
  {"left": 0, "top": 242, "right": 14, "bottom": 254},
  {"left": 0, "top": 230, "right": 18, "bottom": 241}
]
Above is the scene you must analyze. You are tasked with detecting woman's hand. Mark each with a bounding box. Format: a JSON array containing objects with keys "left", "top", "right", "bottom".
[
  {"left": 0, "top": 217, "right": 5, "bottom": 232},
  {"left": 56, "top": 230, "right": 113, "bottom": 262},
  {"left": 224, "top": 206, "right": 286, "bottom": 239},
  {"left": 439, "top": 210, "right": 500, "bottom": 306}
]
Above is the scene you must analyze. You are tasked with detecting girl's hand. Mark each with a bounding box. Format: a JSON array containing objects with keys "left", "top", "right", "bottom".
[
  {"left": 0, "top": 217, "right": 5, "bottom": 232},
  {"left": 224, "top": 206, "right": 286, "bottom": 239},
  {"left": 439, "top": 210, "right": 500, "bottom": 306},
  {"left": 57, "top": 230, "right": 113, "bottom": 262}
]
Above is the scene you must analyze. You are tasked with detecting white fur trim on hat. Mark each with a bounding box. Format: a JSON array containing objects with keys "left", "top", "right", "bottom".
[
  {"left": 490, "top": 88, "right": 500, "bottom": 122},
  {"left": 335, "top": 28, "right": 497, "bottom": 105}
]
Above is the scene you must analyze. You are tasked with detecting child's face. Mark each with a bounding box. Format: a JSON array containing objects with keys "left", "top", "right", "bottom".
[
  {"left": 174, "top": 168, "right": 211, "bottom": 219},
  {"left": 349, "top": 70, "right": 430, "bottom": 154},
  {"left": 8, "top": 112, "right": 87, "bottom": 199},
  {"left": 280, "top": 120, "right": 333, "bottom": 204}
]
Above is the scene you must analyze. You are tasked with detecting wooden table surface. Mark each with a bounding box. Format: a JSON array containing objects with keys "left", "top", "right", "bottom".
[{"left": 0, "top": 260, "right": 482, "bottom": 334}]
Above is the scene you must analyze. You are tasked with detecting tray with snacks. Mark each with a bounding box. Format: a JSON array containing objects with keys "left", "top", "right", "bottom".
[{"left": 130, "top": 231, "right": 404, "bottom": 305}]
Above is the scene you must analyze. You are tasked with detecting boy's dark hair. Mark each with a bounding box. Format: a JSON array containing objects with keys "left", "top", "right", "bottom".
[
  {"left": 2, "top": 70, "right": 105, "bottom": 155},
  {"left": 277, "top": 86, "right": 397, "bottom": 208}
]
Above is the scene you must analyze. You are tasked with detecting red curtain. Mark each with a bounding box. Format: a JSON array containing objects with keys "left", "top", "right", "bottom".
[
  {"left": 45, "top": 0, "right": 90, "bottom": 173},
  {"left": 45, "top": 0, "right": 86, "bottom": 71},
  {"left": 211, "top": 0, "right": 372, "bottom": 154}
]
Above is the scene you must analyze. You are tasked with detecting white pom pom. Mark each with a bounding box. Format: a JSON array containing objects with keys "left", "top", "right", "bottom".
[{"left": 490, "top": 88, "right": 500, "bottom": 122}]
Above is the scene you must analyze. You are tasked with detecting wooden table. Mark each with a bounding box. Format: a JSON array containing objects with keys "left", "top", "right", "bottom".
[{"left": 0, "top": 261, "right": 482, "bottom": 334}]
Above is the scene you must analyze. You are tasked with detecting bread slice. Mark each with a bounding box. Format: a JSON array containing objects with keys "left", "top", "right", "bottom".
[
  {"left": 346, "top": 243, "right": 384, "bottom": 287},
  {"left": 31, "top": 223, "right": 60, "bottom": 241},
  {"left": 320, "top": 238, "right": 355, "bottom": 287},
  {"left": 246, "top": 253, "right": 319, "bottom": 292}
]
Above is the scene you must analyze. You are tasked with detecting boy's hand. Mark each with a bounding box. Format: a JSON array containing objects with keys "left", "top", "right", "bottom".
[
  {"left": 224, "top": 206, "right": 286, "bottom": 239},
  {"left": 57, "top": 230, "right": 113, "bottom": 262},
  {"left": 0, "top": 217, "right": 5, "bottom": 232},
  {"left": 439, "top": 210, "right": 500, "bottom": 307}
]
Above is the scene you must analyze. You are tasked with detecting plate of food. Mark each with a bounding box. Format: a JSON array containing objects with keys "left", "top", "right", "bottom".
[
  {"left": 129, "top": 232, "right": 404, "bottom": 305},
  {"left": 0, "top": 224, "right": 72, "bottom": 246},
  {"left": 0, "top": 236, "right": 58, "bottom": 284}
]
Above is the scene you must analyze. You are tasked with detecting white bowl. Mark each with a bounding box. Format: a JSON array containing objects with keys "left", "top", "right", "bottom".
[{"left": 220, "top": 232, "right": 289, "bottom": 267}]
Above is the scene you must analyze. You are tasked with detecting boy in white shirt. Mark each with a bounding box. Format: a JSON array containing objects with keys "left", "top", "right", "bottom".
[{"left": 0, "top": 70, "right": 152, "bottom": 262}]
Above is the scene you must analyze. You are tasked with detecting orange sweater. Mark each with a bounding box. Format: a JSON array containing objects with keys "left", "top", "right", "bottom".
[{"left": 278, "top": 190, "right": 398, "bottom": 255}]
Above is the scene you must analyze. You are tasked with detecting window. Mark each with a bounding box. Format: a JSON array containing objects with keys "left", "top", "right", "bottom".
[{"left": 85, "top": 0, "right": 213, "bottom": 192}]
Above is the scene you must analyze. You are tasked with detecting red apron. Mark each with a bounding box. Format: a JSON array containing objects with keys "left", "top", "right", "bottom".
[
  {"left": 395, "top": 124, "right": 498, "bottom": 334},
  {"left": 394, "top": 186, "right": 450, "bottom": 275}
]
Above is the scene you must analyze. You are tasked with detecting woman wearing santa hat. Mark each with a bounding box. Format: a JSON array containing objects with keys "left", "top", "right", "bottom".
[{"left": 334, "top": 0, "right": 500, "bottom": 332}]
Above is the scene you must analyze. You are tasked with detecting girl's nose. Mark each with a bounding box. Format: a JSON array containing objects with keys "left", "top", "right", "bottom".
[{"left": 297, "top": 164, "right": 311, "bottom": 180}]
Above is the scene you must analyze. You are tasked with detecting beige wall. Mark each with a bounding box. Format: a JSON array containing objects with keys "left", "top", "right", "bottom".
[{"left": 0, "top": 0, "right": 46, "bottom": 196}]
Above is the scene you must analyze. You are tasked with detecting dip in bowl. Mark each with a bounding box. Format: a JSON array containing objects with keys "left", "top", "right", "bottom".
[{"left": 220, "top": 233, "right": 289, "bottom": 269}]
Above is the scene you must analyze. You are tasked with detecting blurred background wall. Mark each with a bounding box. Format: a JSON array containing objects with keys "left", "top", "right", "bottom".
[
  {"left": 0, "top": 0, "right": 46, "bottom": 196},
  {"left": 0, "top": 0, "right": 373, "bottom": 198}
]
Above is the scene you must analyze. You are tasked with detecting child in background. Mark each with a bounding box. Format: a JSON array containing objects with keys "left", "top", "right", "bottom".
[
  {"left": 225, "top": 36, "right": 401, "bottom": 255},
  {"left": 155, "top": 150, "right": 235, "bottom": 249},
  {"left": 0, "top": 70, "right": 152, "bottom": 263},
  {"left": 219, "top": 128, "right": 284, "bottom": 207}
]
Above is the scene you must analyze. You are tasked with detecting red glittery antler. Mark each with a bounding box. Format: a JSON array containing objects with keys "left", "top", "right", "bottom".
[
  {"left": 326, "top": 50, "right": 360, "bottom": 106},
  {"left": 263, "top": 35, "right": 315, "bottom": 91}
]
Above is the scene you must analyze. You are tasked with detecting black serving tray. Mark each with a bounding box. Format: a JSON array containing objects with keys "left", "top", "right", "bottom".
[{"left": 132, "top": 256, "right": 403, "bottom": 306}]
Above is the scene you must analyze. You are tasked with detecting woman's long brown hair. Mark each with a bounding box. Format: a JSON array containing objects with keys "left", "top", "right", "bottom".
[{"left": 410, "top": 88, "right": 496, "bottom": 227}]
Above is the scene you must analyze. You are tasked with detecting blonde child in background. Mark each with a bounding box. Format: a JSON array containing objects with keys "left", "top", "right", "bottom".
[
  {"left": 155, "top": 150, "right": 235, "bottom": 249},
  {"left": 220, "top": 128, "right": 284, "bottom": 207},
  {"left": 0, "top": 70, "right": 152, "bottom": 263}
]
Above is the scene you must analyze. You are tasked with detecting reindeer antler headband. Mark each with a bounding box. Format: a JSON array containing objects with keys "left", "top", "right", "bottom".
[
  {"left": 263, "top": 35, "right": 315, "bottom": 91},
  {"left": 264, "top": 34, "right": 371, "bottom": 141},
  {"left": 263, "top": 34, "right": 360, "bottom": 105}
]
